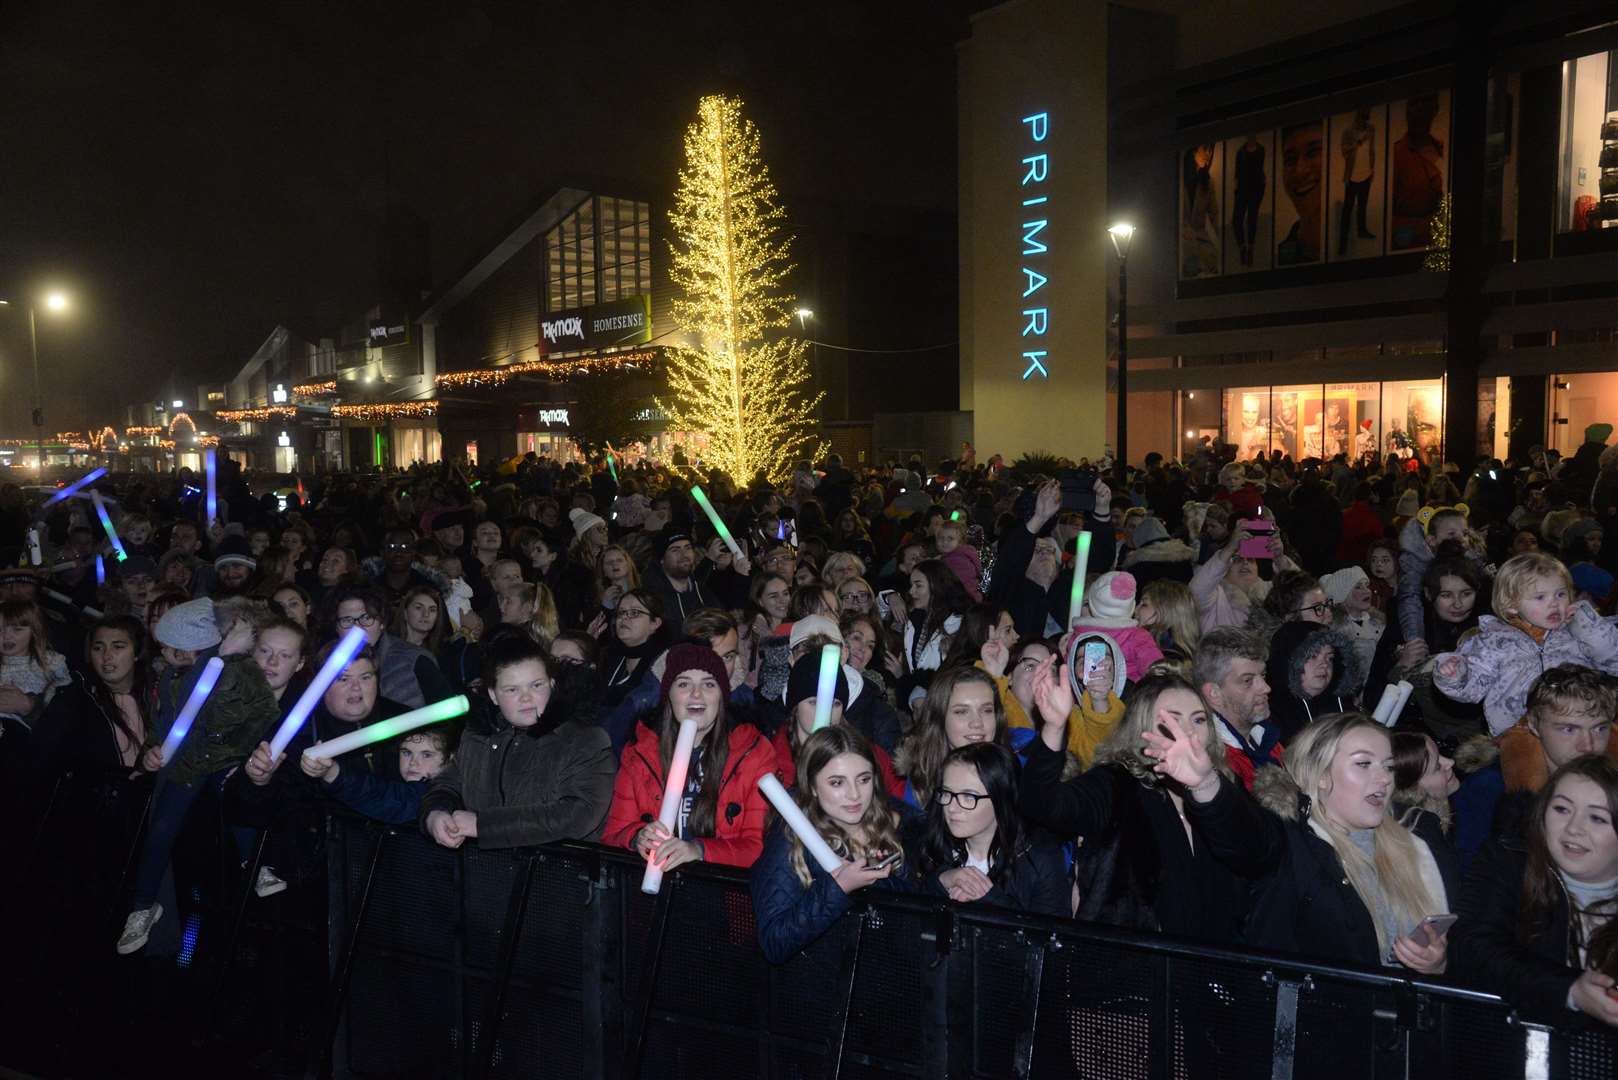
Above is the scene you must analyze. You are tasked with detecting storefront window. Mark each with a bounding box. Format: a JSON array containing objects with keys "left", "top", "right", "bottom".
[
  {"left": 1223, "top": 386, "right": 1271, "bottom": 460},
  {"left": 1381, "top": 379, "right": 1445, "bottom": 463},
  {"left": 391, "top": 424, "right": 442, "bottom": 467},
  {"left": 546, "top": 196, "right": 653, "bottom": 312},
  {"left": 1181, "top": 389, "right": 1220, "bottom": 457},
  {"left": 1558, "top": 49, "right": 1618, "bottom": 233}
]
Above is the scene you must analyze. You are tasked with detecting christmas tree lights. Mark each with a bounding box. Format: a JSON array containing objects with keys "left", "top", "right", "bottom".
[{"left": 658, "top": 95, "right": 824, "bottom": 484}]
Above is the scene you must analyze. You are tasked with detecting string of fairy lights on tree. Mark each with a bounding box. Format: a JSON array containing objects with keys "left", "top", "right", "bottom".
[{"left": 1423, "top": 193, "right": 1451, "bottom": 272}]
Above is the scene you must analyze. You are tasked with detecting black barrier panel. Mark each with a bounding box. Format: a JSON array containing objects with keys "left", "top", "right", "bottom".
[{"left": 323, "top": 816, "right": 1618, "bottom": 1080}]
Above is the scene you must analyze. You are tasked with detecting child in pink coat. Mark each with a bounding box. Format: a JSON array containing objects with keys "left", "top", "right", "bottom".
[
  {"left": 936, "top": 518, "right": 983, "bottom": 602},
  {"left": 1065, "top": 570, "right": 1163, "bottom": 683}
]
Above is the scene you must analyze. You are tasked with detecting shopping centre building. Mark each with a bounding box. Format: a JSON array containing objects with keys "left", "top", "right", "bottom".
[{"left": 960, "top": 0, "right": 1618, "bottom": 465}]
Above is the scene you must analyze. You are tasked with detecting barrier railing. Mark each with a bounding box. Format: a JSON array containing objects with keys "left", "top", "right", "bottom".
[{"left": 323, "top": 815, "right": 1618, "bottom": 1080}]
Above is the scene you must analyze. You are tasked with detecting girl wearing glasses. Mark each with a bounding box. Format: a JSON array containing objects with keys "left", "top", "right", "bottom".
[
  {"left": 918, "top": 742, "right": 1068, "bottom": 915},
  {"left": 597, "top": 588, "right": 667, "bottom": 756}
]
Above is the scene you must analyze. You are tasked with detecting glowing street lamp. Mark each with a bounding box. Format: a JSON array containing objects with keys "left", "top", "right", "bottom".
[
  {"left": 0, "top": 291, "right": 71, "bottom": 473},
  {"left": 1107, "top": 224, "right": 1134, "bottom": 470}
]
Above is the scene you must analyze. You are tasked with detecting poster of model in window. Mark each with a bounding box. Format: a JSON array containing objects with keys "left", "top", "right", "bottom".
[
  {"left": 1179, "top": 143, "right": 1222, "bottom": 277},
  {"left": 1328, "top": 105, "right": 1386, "bottom": 261},
  {"left": 1275, "top": 121, "right": 1325, "bottom": 266},
  {"left": 1388, "top": 91, "right": 1449, "bottom": 251},
  {"left": 1223, "top": 132, "right": 1274, "bottom": 272}
]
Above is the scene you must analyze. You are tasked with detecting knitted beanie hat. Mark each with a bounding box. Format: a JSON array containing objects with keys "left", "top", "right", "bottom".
[
  {"left": 154, "top": 597, "right": 222, "bottom": 652},
  {"left": 1085, "top": 571, "right": 1137, "bottom": 620},
  {"left": 1131, "top": 516, "right": 1170, "bottom": 547},
  {"left": 1319, "top": 566, "right": 1368, "bottom": 607},
  {"left": 785, "top": 651, "right": 850, "bottom": 714},
  {"left": 659, "top": 643, "right": 731, "bottom": 704},
  {"left": 569, "top": 507, "right": 607, "bottom": 540}
]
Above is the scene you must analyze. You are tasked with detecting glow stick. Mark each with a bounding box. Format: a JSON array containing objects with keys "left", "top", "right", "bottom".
[
  {"left": 301, "top": 694, "right": 470, "bottom": 761},
  {"left": 267, "top": 626, "right": 368, "bottom": 758},
  {"left": 26, "top": 529, "right": 41, "bottom": 566},
  {"left": 640, "top": 717, "right": 700, "bottom": 895},
  {"left": 43, "top": 467, "right": 106, "bottom": 506},
  {"left": 1371, "top": 679, "right": 1413, "bottom": 726},
  {"left": 90, "top": 491, "right": 127, "bottom": 562},
  {"left": 758, "top": 774, "right": 842, "bottom": 873},
  {"left": 204, "top": 449, "right": 218, "bottom": 530},
  {"left": 1068, "top": 531, "right": 1093, "bottom": 628},
  {"left": 158, "top": 657, "right": 225, "bottom": 766},
  {"left": 95, "top": 555, "right": 105, "bottom": 585},
  {"left": 605, "top": 446, "right": 618, "bottom": 482},
  {"left": 691, "top": 485, "right": 742, "bottom": 561},
  {"left": 1390, "top": 679, "right": 1414, "bottom": 722},
  {"left": 50, "top": 560, "right": 80, "bottom": 574},
  {"left": 45, "top": 588, "right": 101, "bottom": 619},
  {"left": 812, "top": 643, "right": 840, "bottom": 731}
]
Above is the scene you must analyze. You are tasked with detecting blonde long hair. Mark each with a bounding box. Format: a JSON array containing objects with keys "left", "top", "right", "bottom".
[
  {"left": 788, "top": 727, "right": 904, "bottom": 887},
  {"left": 1285, "top": 713, "right": 1442, "bottom": 956},
  {"left": 1139, "top": 580, "right": 1201, "bottom": 657},
  {"left": 1093, "top": 673, "right": 1233, "bottom": 787}
]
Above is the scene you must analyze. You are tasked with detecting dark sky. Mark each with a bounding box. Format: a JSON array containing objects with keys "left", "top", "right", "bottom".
[{"left": 0, "top": 0, "right": 970, "bottom": 435}]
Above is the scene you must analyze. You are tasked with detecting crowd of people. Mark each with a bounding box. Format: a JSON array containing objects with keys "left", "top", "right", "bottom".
[{"left": 7, "top": 430, "right": 1618, "bottom": 1036}]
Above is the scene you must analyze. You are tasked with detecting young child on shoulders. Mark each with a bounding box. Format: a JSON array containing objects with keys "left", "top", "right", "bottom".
[
  {"left": 935, "top": 518, "right": 983, "bottom": 603},
  {"left": 302, "top": 727, "right": 455, "bottom": 825},
  {"left": 1066, "top": 570, "right": 1163, "bottom": 683},
  {"left": 0, "top": 599, "right": 70, "bottom": 729},
  {"left": 1434, "top": 552, "right": 1618, "bottom": 736}
]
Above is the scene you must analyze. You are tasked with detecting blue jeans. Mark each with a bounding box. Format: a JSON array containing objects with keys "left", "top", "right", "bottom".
[{"left": 131, "top": 767, "right": 256, "bottom": 910}]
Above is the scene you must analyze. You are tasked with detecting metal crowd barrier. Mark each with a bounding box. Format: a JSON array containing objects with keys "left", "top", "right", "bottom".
[{"left": 323, "top": 815, "right": 1618, "bottom": 1080}]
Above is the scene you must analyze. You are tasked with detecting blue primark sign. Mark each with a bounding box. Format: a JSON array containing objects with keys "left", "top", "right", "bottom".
[{"left": 1018, "top": 111, "right": 1050, "bottom": 380}]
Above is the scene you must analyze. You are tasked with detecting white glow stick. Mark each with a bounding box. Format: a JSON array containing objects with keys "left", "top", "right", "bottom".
[
  {"left": 1371, "top": 679, "right": 1413, "bottom": 726},
  {"left": 640, "top": 718, "right": 700, "bottom": 895},
  {"left": 158, "top": 657, "right": 226, "bottom": 766},
  {"left": 267, "top": 626, "right": 368, "bottom": 758},
  {"left": 758, "top": 773, "right": 842, "bottom": 873},
  {"left": 45, "top": 588, "right": 101, "bottom": 619},
  {"left": 25, "top": 530, "right": 41, "bottom": 566},
  {"left": 205, "top": 449, "right": 218, "bottom": 530},
  {"left": 301, "top": 695, "right": 469, "bottom": 761},
  {"left": 43, "top": 467, "right": 106, "bottom": 507},
  {"left": 812, "top": 643, "right": 840, "bottom": 731},
  {"left": 1390, "top": 679, "right": 1414, "bottom": 723}
]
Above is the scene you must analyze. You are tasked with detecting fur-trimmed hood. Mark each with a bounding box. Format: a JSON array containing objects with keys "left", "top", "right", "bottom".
[
  {"left": 1063, "top": 629, "right": 1129, "bottom": 700},
  {"left": 1266, "top": 621, "right": 1361, "bottom": 702},
  {"left": 1252, "top": 762, "right": 1308, "bottom": 821},
  {"left": 1122, "top": 538, "right": 1198, "bottom": 566}
]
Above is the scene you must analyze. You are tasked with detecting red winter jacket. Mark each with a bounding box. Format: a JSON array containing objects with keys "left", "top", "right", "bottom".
[
  {"left": 770, "top": 724, "right": 906, "bottom": 799},
  {"left": 603, "top": 721, "right": 778, "bottom": 868}
]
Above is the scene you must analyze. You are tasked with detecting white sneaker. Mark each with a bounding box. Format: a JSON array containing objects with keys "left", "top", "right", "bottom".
[
  {"left": 254, "top": 866, "right": 288, "bottom": 898},
  {"left": 117, "top": 903, "right": 163, "bottom": 955}
]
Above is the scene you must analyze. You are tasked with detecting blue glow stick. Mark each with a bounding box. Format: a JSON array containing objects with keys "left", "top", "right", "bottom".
[
  {"left": 95, "top": 554, "right": 105, "bottom": 585},
  {"left": 267, "top": 626, "right": 368, "bottom": 758},
  {"left": 43, "top": 467, "right": 106, "bottom": 507},
  {"left": 90, "top": 491, "right": 128, "bottom": 562},
  {"left": 811, "top": 643, "right": 841, "bottom": 731},
  {"left": 158, "top": 657, "right": 226, "bottom": 766},
  {"left": 205, "top": 449, "right": 218, "bottom": 530}
]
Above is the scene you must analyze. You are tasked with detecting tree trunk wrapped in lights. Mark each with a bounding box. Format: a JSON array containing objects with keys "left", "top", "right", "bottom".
[{"left": 659, "top": 94, "right": 824, "bottom": 484}]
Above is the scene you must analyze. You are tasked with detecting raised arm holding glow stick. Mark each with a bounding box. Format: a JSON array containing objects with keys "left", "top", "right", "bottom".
[
  {"left": 267, "top": 626, "right": 368, "bottom": 758},
  {"left": 1068, "top": 530, "right": 1093, "bottom": 628},
  {"left": 90, "top": 490, "right": 128, "bottom": 562},
  {"left": 42, "top": 467, "right": 106, "bottom": 507},
  {"left": 157, "top": 657, "right": 226, "bottom": 767},
  {"left": 640, "top": 717, "right": 700, "bottom": 895},
  {"left": 690, "top": 485, "right": 743, "bottom": 561},
  {"left": 204, "top": 448, "right": 218, "bottom": 531},
  {"left": 811, "top": 643, "right": 841, "bottom": 731},
  {"left": 302, "top": 695, "right": 470, "bottom": 761},
  {"left": 26, "top": 529, "right": 41, "bottom": 566},
  {"left": 758, "top": 773, "right": 842, "bottom": 873}
]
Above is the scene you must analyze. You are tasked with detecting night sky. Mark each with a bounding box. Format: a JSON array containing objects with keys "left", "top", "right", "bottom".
[{"left": 1, "top": 0, "right": 972, "bottom": 435}]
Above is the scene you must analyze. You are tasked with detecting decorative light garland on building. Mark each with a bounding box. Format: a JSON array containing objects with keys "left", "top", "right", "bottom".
[
  {"left": 217, "top": 405, "right": 299, "bottom": 423},
  {"left": 96, "top": 426, "right": 120, "bottom": 445},
  {"left": 434, "top": 350, "right": 658, "bottom": 390},
  {"left": 292, "top": 379, "right": 337, "bottom": 397},
  {"left": 126, "top": 426, "right": 163, "bottom": 437},
  {"left": 169, "top": 412, "right": 197, "bottom": 437},
  {"left": 331, "top": 400, "right": 439, "bottom": 420}
]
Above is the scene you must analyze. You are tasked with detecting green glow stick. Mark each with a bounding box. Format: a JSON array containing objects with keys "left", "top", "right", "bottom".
[
  {"left": 812, "top": 643, "right": 841, "bottom": 731},
  {"left": 950, "top": 510, "right": 961, "bottom": 522},
  {"left": 300, "top": 694, "right": 470, "bottom": 761},
  {"left": 1068, "top": 531, "right": 1093, "bottom": 629},
  {"left": 690, "top": 485, "right": 742, "bottom": 560}
]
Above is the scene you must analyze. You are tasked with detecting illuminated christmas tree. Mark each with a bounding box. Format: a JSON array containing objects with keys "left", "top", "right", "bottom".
[
  {"left": 658, "top": 95, "right": 824, "bottom": 483},
  {"left": 1423, "top": 193, "right": 1451, "bottom": 272}
]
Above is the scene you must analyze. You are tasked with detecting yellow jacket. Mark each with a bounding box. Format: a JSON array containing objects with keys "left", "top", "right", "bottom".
[{"left": 982, "top": 663, "right": 1125, "bottom": 768}]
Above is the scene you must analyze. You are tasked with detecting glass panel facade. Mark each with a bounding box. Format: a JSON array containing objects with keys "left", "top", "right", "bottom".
[
  {"left": 1215, "top": 379, "right": 1445, "bottom": 464},
  {"left": 1558, "top": 49, "right": 1618, "bottom": 233},
  {"left": 544, "top": 196, "right": 652, "bottom": 314}
]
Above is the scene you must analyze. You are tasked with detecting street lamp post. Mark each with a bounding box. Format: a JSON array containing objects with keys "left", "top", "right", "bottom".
[
  {"left": 796, "top": 307, "right": 824, "bottom": 418},
  {"left": 3, "top": 292, "right": 68, "bottom": 475},
  {"left": 1108, "top": 224, "right": 1135, "bottom": 472}
]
